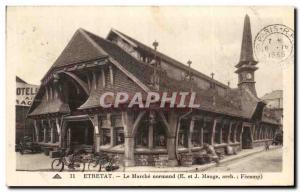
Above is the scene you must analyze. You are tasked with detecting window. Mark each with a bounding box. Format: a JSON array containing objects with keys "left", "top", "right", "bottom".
[
  {"left": 54, "top": 128, "right": 59, "bottom": 143},
  {"left": 178, "top": 120, "right": 189, "bottom": 148},
  {"left": 100, "top": 128, "right": 111, "bottom": 145},
  {"left": 259, "top": 127, "right": 263, "bottom": 139},
  {"left": 154, "top": 121, "right": 167, "bottom": 148},
  {"left": 192, "top": 120, "right": 203, "bottom": 147},
  {"left": 230, "top": 123, "right": 236, "bottom": 143},
  {"left": 214, "top": 122, "right": 222, "bottom": 144},
  {"left": 236, "top": 124, "right": 242, "bottom": 142},
  {"left": 46, "top": 127, "right": 51, "bottom": 143},
  {"left": 135, "top": 121, "right": 148, "bottom": 147},
  {"left": 203, "top": 121, "right": 212, "bottom": 144},
  {"left": 115, "top": 127, "right": 124, "bottom": 145},
  {"left": 39, "top": 126, "right": 44, "bottom": 142},
  {"left": 257, "top": 127, "right": 261, "bottom": 140},
  {"left": 222, "top": 122, "right": 229, "bottom": 143}
]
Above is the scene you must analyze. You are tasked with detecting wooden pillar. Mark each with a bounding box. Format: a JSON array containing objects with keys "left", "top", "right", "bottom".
[
  {"left": 122, "top": 111, "right": 135, "bottom": 167},
  {"left": 56, "top": 118, "right": 62, "bottom": 146},
  {"left": 90, "top": 115, "right": 100, "bottom": 152},
  {"left": 92, "top": 71, "right": 97, "bottom": 90},
  {"left": 148, "top": 111, "right": 156, "bottom": 149},
  {"left": 67, "top": 128, "right": 71, "bottom": 147},
  {"left": 200, "top": 124, "right": 204, "bottom": 146},
  {"left": 166, "top": 111, "right": 178, "bottom": 166},
  {"left": 87, "top": 73, "right": 91, "bottom": 91},
  {"left": 211, "top": 118, "right": 217, "bottom": 145},
  {"left": 33, "top": 120, "right": 39, "bottom": 142},
  {"left": 124, "top": 136, "right": 135, "bottom": 166},
  {"left": 239, "top": 123, "right": 244, "bottom": 146},
  {"left": 84, "top": 127, "right": 88, "bottom": 145},
  {"left": 227, "top": 121, "right": 233, "bottom": 143},
  {"left": 42, "top": 120, "right": 47, "bottom": 143},
  {"left": 219, "top": 121, "right": 223, "bottom": 144},
  {"left": 61, "top": 121, "right": 68, "bottom": 148},
  {"left": 233, "top": 123, "right": 238, "bottom": 143},
  {"left": 148, "top": 124, "right": 154, "bottom": 149},
  {"left": 101, "top": 68, "right": 106, "bottom": 87},
  {"left": 258, "top": 125, "right": 260, "bottom": 140},
  {"left": 249, "top": 124, "right": 254, "bottom": 148},
  {"left": 109, "top": 65, "right": 114, "bottom": 85},
  {"left": 49, "top": 119, "right": 55, "bottom": 143},
  {"left": 188, "top": 118, "right": 195, "bottom": 149},
  {"left": 107, "top": 113, "right": 115, "bottom": 147},
  {"left": 110, "top": 127, "right": 116, "bottom": 147}
]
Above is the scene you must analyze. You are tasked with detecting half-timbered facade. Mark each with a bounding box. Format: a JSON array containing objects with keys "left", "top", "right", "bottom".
[{"left": 27, "top": 15, "right": 281, "bottom": 167}]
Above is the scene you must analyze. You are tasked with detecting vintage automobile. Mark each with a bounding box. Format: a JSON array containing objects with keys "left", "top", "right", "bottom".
[{"left": 16, "top": 136, "right": 41, "bottom": 154}]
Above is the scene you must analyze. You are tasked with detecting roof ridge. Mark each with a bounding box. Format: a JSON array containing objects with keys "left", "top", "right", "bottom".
[{"left": 109, "top": 29, "right": 230, "bottom": 89}]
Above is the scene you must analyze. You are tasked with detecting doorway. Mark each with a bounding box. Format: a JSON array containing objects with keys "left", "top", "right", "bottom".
[
  {"left": 241, "top": 126, "right": 252, "bottom": 149},
  {"left": 66, "top": 120, "right": 94, "bottom": 150}
]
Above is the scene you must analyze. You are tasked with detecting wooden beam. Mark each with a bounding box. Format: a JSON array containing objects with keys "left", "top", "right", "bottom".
[
  {"left": 227, "top": 121, "right": 233, "bottom": 143},
  {"left": 33, "top": 120, "right": 39, "bottom": 142},
  {"left": 188, "top": 119, "right": 195, "bottom": 149},
  {"left": 109, "top": 65, "right": 114, "bottom": 85},
  {"left": 132, "top": 111, "right": 147, "bottom": 136},
  {"left": 48, "top": 119, "right": 54, "bottom": 143},
  {"left": 45, "top": 86, "right": 49, "bottom": 101},
  {"left": 92, "top": 71, "right": 97, "bottom": 90},
  {"left": 55, "top": 118, "right": 61, "bottom": 136},
  {"left": 158, "top": 111, "right": 172, "bottom": 137},
  {"left": 62, "top": 71, "right": 89, "bottom": 95},
  {"left": 80, "top": 28, "right": 151, "bottom": 92},
  {"left": 87, "top": 73, "right": 91, "bottom": 91},
  {"left": 101, "top": 68, "right": 106, "bottom": 87},
  {"left": 219, "top": 120, "right": 225, "bottom": 144},
  {"left": 211, "top": 118, "right": 217, "bottom": 145}
]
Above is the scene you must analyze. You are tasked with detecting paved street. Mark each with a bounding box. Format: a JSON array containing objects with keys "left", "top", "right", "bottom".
[
  {"left": 206, "top": 148, "right": 282, "bottom": 172},
  {"left": 16, "top": 146, "right": 282, "bottom": 172},
  {"left": 16, "top": 153, "right": 54, "bottom": 171}
]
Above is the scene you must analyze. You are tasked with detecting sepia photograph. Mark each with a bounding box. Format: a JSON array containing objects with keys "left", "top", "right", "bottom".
[{"left": 6, "top": 6, "right": 294, "bottom": 186}]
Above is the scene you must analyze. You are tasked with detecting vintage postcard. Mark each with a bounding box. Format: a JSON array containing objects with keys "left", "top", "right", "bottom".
[{"left": 6, "top": 6, "right": 294, "bottom": 186}]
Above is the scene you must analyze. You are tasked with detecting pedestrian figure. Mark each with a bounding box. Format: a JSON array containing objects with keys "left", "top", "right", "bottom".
[{"left": 265, "top": 141, "right": 270, "bottom": 151}]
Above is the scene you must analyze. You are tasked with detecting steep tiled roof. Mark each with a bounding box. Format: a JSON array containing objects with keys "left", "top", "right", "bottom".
[
  {"left": 108, "top": 29, "right": 229, "bottom": 89},
  {"left": 51, "top": 30, "right": 107, "bottom": 69},
  {"left": 28, "top": 28, "right": 280, "bottom": 125},
  {"left": 28, "top": 94, "right": 70, "bottom": 116},
  {"left": 83, "top": 29, "right": 153, "bottom": 87}
]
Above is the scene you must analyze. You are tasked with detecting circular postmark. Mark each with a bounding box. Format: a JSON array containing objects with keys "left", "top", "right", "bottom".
[{"left": 254, "top": 24, "right": 294, "bottom": 63}]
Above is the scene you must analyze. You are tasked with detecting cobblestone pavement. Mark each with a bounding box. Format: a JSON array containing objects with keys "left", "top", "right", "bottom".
[{"left": 206, "top": 147, "right": 282, "bottom": 172}]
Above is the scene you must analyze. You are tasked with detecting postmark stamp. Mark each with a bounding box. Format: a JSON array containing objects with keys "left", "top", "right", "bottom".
[{"left": 254, "top": 24, "right": 294, "bottom": 63}]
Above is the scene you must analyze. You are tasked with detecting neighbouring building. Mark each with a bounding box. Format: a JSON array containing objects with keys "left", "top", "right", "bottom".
[
  {"left": 262, "top": 90, "right": 283, "bottom": 130},
  {"left": 16, "top": 76, "right": 39, "bottom": 144},
  {"left": 27, "top": 15, "right": 281, "bottom": 167}
]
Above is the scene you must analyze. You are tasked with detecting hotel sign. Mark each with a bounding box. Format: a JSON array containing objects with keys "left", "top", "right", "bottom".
[{"left": 16, "top": 82, "right": 39, "bottom": 106}]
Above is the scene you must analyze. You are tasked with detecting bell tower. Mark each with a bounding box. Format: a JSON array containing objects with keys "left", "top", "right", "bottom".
[{"left": 235, "top": 14, "right": 258, "bottom": 96}]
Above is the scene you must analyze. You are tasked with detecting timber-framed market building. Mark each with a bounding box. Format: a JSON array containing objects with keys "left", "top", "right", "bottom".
[{"left": 27, "top": 15, "right": 281, "bottom": 167}]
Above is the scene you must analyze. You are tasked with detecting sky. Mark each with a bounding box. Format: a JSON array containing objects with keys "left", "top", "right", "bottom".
[{"left": 7, "top": 6, "right": 294, "bottom": 97}]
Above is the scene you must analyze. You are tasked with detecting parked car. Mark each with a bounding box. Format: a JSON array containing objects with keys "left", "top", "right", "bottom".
[{"left": 273, "top": 132, "right": 283, "bottom": 145}]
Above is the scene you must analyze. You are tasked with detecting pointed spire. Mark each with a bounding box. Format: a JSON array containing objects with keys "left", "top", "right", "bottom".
[{"left": 238, "top": 14, "right": 257, "bottom": 65}]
